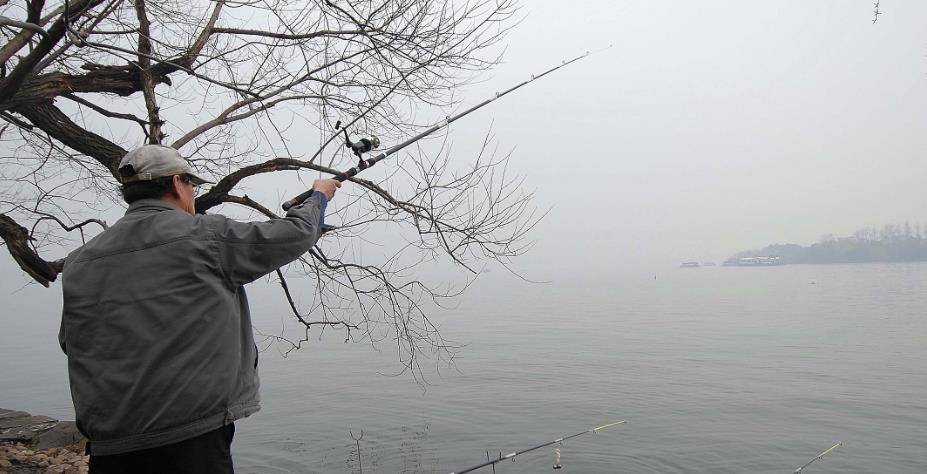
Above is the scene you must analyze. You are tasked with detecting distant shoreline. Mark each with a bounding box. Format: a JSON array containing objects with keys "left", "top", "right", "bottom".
[
  {"left": 729, "top": 226, "right": 927, "bottom": 266},
  {"left": 680, "top": 260, "right": 927, "bottom": 268},
  {"left": 729, "top": 260, "right": 927, "bottom": 266}
]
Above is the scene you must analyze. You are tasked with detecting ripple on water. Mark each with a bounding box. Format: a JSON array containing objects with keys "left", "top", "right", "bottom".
[{"left": 228, "top": 264, "right": 927, "bottom": 472}]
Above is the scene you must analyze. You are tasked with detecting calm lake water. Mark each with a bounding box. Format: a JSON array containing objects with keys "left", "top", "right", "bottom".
[{"left": 3, "top": 263, "right": 926, "bottom": 472}]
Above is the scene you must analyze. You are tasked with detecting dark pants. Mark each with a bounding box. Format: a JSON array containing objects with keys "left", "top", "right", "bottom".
[{"left": 89, "top": 423, "right": 235, "bottom": 474}]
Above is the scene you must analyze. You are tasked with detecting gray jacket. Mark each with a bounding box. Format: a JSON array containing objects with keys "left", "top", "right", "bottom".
[{"left": 59, "top": 195, "right": 324, "bottom": 455}]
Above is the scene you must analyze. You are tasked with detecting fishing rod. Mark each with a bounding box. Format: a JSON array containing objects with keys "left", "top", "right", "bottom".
[
  {"left": 793, "top": 442, "right": 842, "bottom": 473},
  {"left": 281, "top": 47, "right": 609, "bottom": 211},
  {"left": 447, "top": 420, "right": 626, "bottom": 474}
]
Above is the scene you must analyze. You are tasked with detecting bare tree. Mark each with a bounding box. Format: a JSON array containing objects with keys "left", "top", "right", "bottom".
[{"left": 0, "top": 0, "right": 536, "bottom": 380}]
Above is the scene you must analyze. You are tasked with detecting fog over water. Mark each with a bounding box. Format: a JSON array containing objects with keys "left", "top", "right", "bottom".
[
  {"left": 469, "top": 1, "right": 927, "bottom": 277},
  {"left": 2, "top": 1, "right": 926, "bottom": 472},
  {"left": 6, "top": 264, "right": 927, "bottom": 472}
]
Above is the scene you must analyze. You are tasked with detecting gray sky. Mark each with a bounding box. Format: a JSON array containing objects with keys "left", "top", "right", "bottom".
[
  {"left": 2, "top": 0, "right": 926, "bottom": 285},
  {"left": 444, "top": 0, "right": 927, "bottom": 277}
]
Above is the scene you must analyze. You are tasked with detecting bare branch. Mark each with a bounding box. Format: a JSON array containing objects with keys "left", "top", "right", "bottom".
[
  {"left": 133, "top": 0, "right": 162, "bottom": 143},
  {"left": 63, "top": 93, "right": 148, "bottom": 132},
  {"left": 0, "top": 0, "right": 108, "bottom": 105},
  {"left": 211, "top": 27, "right": 363, "bottom": 41},
  {"left": 0, "top": 213, "right": 61, "bottom": 287},
  {"left": 12, "top": 100, "right": 125, "bottom": 176},
  {"left": 0, "top": 1, "right": 48, "bottom": 65},
  {"left": 0, "top": 15, "right": 49, "bottom": 38}
]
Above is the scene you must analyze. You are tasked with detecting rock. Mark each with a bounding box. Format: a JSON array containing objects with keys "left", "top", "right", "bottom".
[
  {"left": 34, "top": 422, "right": 83, "bottom": 451},
  {"left": 0, "top": 409, "right": 29, "bottom": 420},
  {"left": 0, "top": 415, "right": 57, "bottom": 430},
  {"left": 0, "top": 412, "right": 59, "bottom": 444},
  {"left": 0, "top": 409, "right": 83, "bottom": 452},
  {"left": 0, "top": 410, "right": 88, "bottom": 474}
]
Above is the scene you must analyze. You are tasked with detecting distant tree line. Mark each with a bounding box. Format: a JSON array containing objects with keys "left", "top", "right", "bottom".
[{"left": 732, "top": 222, "right": 927, "bottom": 264}]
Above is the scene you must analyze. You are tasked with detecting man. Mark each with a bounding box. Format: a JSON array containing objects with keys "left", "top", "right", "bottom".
[{"left": 59, "top": 144, "right": 340, "bottom": 473}]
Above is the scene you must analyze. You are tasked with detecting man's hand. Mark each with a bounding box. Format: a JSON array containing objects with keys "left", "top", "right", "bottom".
[{"left": 313, "top": 179, "right": 342, "bottom": 201}]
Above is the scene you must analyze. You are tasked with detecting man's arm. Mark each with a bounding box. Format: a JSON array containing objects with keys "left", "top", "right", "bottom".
[{"left": 213, "top": 179, "right": 340, "bottom": 287}]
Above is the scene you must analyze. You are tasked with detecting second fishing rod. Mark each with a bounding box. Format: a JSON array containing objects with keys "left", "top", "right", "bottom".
[{"left": 281, "top": 47, "right": 608, "bottom": 211}]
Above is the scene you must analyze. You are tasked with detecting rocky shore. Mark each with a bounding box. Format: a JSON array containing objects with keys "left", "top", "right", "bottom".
[
  {"left": 0, "top": 444, "right": 88, "bottom": 474},
  {"left": 0, "top": 409, "right": 87, "bottom": 474}
]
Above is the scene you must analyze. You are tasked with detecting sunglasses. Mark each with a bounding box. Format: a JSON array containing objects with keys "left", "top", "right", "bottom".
[{"left": 179, "top": 174, "right": 202, "bottom": 196}]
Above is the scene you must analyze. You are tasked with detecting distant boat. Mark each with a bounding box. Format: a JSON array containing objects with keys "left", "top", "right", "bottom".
[
  {"left": 725, "top": 256, "right": 785, "bottom": 266},
  {"left": 680, "top": 262, "right": 700, "bottom": 268}
]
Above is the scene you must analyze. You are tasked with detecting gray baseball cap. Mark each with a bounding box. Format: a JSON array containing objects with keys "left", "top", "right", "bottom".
[{"left": 118, "top": 145, "right": 213, "bottom": 185}]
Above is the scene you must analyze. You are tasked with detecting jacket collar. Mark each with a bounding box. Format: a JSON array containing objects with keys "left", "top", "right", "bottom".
[{"left": 126, "top": 198, "right": 184, "bottom": 214}]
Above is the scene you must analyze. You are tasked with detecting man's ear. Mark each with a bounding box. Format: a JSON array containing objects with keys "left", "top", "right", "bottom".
[{"left": 169, "top": 175, "right": 185, "bottom": 197}]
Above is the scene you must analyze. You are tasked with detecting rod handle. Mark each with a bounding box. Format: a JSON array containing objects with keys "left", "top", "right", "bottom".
[
  {"left": 281, "top": 170, "right": 353, "bottom": 211},
  {"left": 281, "top": 189, "right": 315, "bottom": 211}
]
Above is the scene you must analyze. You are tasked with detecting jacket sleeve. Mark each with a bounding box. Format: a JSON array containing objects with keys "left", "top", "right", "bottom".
[
  {"left": 211, "top": 192, "right": 326, "bottom": 286},
  {"left": 58, "top": 253, "right": 75, "bottom": 355},
  {"left": 58, "top": 316, "right": 67, "bottom": 355}
]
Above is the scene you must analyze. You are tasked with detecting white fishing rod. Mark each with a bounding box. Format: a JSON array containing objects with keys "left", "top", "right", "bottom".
[
  {"left": 447, "top": 421, "right": 626, "bottom": 474},
  {"left": 281, "top": 46, "right": 611, "bottom": 210},
  {"left": 793, "top": 442, "right": 842, "bottom": 473}
]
